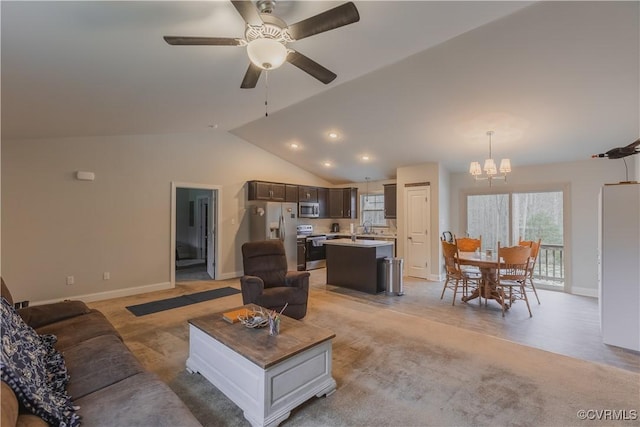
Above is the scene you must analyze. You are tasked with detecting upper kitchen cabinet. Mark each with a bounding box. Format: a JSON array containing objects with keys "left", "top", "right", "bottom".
[
  {"left": 247, "top": 180, "right": 286, "bottom": 201},
  {"left": 285, "top": 184, "right": 299, "bottom": 203},
  {"left": 343, "top": 187, "right": 358, "bottom": 219},
  {"left": 329, "top": 189, "right": 344, "bottom": 218},
  {"left": 383, "top": 184, "right": 397, "bottom": 219},
  {"left": 298, "top": 186, "right": 318, "bottom": 203},
  {"left": 317, "top": 187, "right": 329, "bottom": 218},
  {"left": 329, "top": 188, "right": 358, "bottom": 218}
]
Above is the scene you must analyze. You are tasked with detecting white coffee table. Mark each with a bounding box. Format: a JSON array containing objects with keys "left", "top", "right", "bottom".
[{"left": 186, "top": 304, "right": 336, "bottom": 427}]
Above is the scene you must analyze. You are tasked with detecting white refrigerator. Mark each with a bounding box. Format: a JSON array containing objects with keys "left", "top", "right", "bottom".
[
  {"left": 248, "top": 201, "right": 298, "bottom": 271},
  {"left": 600, "top": 183, "right": 640, "bottom": 351}
]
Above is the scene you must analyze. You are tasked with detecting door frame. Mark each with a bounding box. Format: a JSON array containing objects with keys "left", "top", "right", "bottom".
[
  {"left": 404, "top": 185, "right": 431, "bottom": 279},
  {"left": 171, "top": 182, "right": 221, "bottom": 287}
]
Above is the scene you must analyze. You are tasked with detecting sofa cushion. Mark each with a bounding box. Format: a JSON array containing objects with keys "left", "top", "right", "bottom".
[
  {"left": 75, "top": 372, "right": 202, "bottom": 427},
  {"left": 63, "top": 335, "right": 144, "bottom": 399},
  {"left": 18, "top": 301, "right": 92, "bottom": 329},
  {"left": 0, "top": 297, "right": 80, "bottom": 427},
  {"left": 36, "top": 309, "right": 121, "bottom": 351}
]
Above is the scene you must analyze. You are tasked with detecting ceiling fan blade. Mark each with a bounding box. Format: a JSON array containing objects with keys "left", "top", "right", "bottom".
[
  {"left": 241, "top": 63, "right": 262, "bottom": 89},
  {"left": 231, "top": 0, "right": 263, "bottom": 26},
  {"left": 163, "top": 36, "right": 242, "bottom": 46},
  {"left": 287, "top": 2, "right": 360, "bottom": 41},
  {"left": 286, "top": 50, "right": 336, "bottom": 84}
]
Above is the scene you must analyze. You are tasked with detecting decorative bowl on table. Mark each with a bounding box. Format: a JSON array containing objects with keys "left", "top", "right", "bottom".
[{"left": 238, "top": 309, "right": 269, "bottom": 328}]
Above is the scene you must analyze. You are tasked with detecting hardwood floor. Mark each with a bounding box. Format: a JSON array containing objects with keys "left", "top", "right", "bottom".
[
  {"left": 90, "top": 268, "right": 639, "bottom": 374},
  {"left": 308, "top": 269, "right": 639, "bottom": 373}
]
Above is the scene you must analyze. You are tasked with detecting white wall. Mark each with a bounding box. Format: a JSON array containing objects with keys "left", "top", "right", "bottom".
[
  {"left": 449, "top": 158, "right": 633, "bottom": 296},
  {"left": 1, "top": 131, "right": 330, "bottom": 302}
]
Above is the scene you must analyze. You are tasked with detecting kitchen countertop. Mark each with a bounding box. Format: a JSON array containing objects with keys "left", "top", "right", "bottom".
[
  {"left": 322, "top": 238, "right": 394, "bottom": 248},
  {"left": 326, "top": 233, "right": 397, "bottom": 239}
]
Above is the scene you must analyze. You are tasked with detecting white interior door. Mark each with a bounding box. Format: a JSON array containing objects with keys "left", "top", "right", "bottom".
[{"left": 405, "top": 186, "right": 431, "bottom": 279}]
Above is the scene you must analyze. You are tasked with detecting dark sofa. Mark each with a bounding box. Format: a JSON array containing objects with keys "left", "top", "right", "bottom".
[{"left": 1, "top": 279, "right": 201, "bottom": 427}]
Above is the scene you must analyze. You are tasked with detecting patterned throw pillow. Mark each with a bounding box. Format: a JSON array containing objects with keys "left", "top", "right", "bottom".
[{"left": 0, "top": 297, "right": 80, "bottom": 427}]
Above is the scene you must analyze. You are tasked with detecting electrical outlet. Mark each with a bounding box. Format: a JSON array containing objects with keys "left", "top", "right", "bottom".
[
  {"left": 66, "top": 276, "right": 74, "bottom": 285},
  {"left": 103, "top": 272, "right": 110, "bottom": 280}
]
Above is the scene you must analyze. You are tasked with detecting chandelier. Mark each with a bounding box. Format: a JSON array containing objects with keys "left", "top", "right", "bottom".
[{"left": 469, "top": 131, "right": 511, "bottom": 186}]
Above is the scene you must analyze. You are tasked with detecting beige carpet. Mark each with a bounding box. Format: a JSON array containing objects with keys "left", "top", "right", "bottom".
[{"left": 91, "top": 284, "right": 640, "bottom": 427}]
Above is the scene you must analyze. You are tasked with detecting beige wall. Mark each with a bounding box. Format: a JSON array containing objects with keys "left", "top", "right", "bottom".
[
  {"left": 396, "top": 162, "right": 443, "bottom": 280},
  {"left": 1, "top": 131, "right": 330, "bottom": 302},
  {"left": 449, "top": 158, "right": 633, "bottom": 297}
]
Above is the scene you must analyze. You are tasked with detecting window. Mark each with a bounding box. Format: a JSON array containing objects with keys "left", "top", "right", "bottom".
[
  {"left": 360, "top": 194, "right": 386, "bottom": 226},
  {"left": 467, "top": 190, "right": 564, "bottom": 288}
]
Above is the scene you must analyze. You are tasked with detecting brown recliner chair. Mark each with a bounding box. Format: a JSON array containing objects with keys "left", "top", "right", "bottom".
[{"left": 240, "top": 240, "right": 310, "bottom": 319}]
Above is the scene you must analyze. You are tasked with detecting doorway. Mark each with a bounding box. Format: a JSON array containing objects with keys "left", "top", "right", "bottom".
[
  {"left": 171, "top": 182, "right": 220, "bottom": 285},
  {"left": 404, "top": 185, "right": 431, "bottom": 279}
]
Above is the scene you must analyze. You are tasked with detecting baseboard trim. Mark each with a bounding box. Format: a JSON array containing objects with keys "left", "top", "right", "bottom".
[
  {"left": 569, "top": 287, "right": 598, "bottom": 298},
  {"left": 218, "top": 271, "right": 243, "bottom": 280},
  {"left": 33, "top": 282, "right": 173, "bottom": 305}
]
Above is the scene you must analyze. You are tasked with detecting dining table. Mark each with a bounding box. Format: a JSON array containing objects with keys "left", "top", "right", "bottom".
[{"left": 457, "top": 251, "right": 507, "bottom": 309}]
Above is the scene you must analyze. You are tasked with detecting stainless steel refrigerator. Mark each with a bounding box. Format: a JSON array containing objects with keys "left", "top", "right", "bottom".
[{"left": 247, "top": 201, "right": 298, "bottom": 271}]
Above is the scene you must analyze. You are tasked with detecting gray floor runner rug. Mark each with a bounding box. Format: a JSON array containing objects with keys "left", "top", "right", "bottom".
[{"left": 126, "top": 287, "right": 240, "bottom": 316}]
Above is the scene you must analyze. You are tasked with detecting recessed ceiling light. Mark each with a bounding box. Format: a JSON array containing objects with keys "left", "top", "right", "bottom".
[
  {"left": 328, "top": 132, "right": 339, "bottom": 139},
  {"left": 289, "top": 143, "right": 299, "bottom": 149},
  {"left": 323, "top": 161, "right": 332, "bottom": 167},
  {"left": 361, "top": 155, "right": 370, "bottom": 161}
]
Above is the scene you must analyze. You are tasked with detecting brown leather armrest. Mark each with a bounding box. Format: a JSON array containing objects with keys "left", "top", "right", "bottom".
[{"left": 18, "top": 300, "right": 91, "bottom": 329}]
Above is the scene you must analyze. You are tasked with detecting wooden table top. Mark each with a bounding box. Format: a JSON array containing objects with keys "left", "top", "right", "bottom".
[
  {"left": 188, "top": 304, "right": 336, "bottom": 369},
  {"left": 457, "top": 251, "right": 498, "bottom": 269}
]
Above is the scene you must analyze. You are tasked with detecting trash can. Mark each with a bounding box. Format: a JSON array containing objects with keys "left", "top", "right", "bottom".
[{"left": 384, "top": 257, "right": 404, "bottom": 296}]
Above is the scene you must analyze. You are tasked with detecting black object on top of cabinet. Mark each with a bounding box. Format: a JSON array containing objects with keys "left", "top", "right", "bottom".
[
  {"left": 383, "top": 184, "right": 397, "bottom": 219},
  {"left": 298, "top": 186, "right": 318, "bottom": 203}
]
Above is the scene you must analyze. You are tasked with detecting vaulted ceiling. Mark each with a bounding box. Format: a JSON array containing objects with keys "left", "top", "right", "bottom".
[{"left": 2, "top": 1, "right": 638, "bottom": 183}]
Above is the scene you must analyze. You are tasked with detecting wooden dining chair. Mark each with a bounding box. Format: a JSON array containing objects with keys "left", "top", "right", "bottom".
[
  {"left": 455, "top": 235, "right": 482, "bottom": 252},
  {"left": 518, "top": 238, "right": 542, "bottom": 304},
  {"left": 440, "top": 239, "right": 480, "bottom": 305},
  {"left": 495, "top": 243, "right": 532, "bottom": 317}
]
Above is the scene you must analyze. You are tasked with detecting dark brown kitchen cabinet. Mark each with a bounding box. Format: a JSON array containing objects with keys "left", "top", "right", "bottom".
[
  {"left": 298, "top": 186, "right": 318, "bottom": 203},
  {"left": 383, "top": 184, "right": 397, "bottom": 219},
  {"left": 329, "top": 189, "right": 344, "bottom": 218},
  {"left": 285, "top": 184, "right": 299, "bottom": 203},
  {"left": 317, "top": 187, "right": 329, "bottom": 218},
  {"left": 247, "top": 181, "right": 286, "bottom": 201},
  {"left": 343, "top": 187, "right": 358, "bottom": 219},
  {"left": 329, "top": 187, "right": 358, "bottom": 218}
]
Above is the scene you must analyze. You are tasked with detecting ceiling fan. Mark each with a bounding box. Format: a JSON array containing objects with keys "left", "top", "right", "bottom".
[{"left": 163, "top": 0, "right": 360, "bottom": 89}]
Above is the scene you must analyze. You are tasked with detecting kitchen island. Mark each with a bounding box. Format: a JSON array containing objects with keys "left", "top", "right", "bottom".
[{"left": 323, "top": 238, "right": 394, "bottom": 294}]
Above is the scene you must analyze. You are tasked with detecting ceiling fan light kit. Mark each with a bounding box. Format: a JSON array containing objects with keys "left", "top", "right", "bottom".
[
  {"left": 247, "top": 38, "right": 287, "bottom": 70},
  {"left": 163, "top": 0, "right": 360, "bottom": 89}
]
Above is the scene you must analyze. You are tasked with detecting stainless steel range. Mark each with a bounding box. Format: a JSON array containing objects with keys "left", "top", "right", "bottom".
[{"left": 296, "top": 225, "right": 327, "bottom": 270}]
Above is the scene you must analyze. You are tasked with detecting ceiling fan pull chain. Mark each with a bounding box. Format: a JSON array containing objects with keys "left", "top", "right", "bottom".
[{"left": 265, "top": 70, "right": 269, "bottom": 117}]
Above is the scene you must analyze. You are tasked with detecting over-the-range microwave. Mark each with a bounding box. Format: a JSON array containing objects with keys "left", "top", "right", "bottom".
[{"left": 299, "top": 202, "right": 319, "bottom": 218}]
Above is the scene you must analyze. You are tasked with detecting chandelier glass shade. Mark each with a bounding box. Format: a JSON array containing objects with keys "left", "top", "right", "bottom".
[
  {"left": 247, "top": 38, "right": 288, "bottom": 70},
  {"left": 469, "top": 131, "right": 511, "bottom": 185}
]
